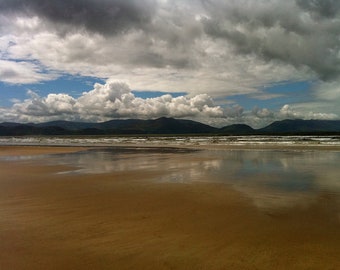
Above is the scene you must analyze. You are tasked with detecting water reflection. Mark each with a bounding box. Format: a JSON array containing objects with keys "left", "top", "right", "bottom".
[
  {"left": 76, "top": 148, "right": 339, "bottom": 216},
  {"left": 49, "top": 147, "right": 200, "bottom": 174},
  {"left": 209, "top": 150, "right": 340, "bottom": 213},
  {"left": 3, "top": 147, "right": 340, "bottom": 215}
]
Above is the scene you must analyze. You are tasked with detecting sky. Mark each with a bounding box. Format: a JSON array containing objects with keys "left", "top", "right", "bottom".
[{"left": 0, "top": 0, "right": 340, "bottom": 128}]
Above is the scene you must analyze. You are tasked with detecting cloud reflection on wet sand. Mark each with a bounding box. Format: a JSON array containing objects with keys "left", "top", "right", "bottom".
[{"left": 11, "top": 147, "right": 340, "bottom": 217}]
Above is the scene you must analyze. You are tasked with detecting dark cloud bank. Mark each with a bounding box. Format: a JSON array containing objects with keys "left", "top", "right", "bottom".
[
  {"left": 0, "top": 0, "right": 156, "bottom": 34},
  {"left": 202, "top": 0, "right": 340, "bottom": 80},
  {"left": 2, "top": 0, "right": 339, "bottom": 80}
]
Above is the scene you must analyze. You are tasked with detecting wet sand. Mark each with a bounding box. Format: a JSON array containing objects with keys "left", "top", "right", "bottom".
[
  {"left": 0, "top": 146, "right": 89, "bottom": 156},
  {"left": 0, "top": 146, "right": 339, "bottom": 269}
]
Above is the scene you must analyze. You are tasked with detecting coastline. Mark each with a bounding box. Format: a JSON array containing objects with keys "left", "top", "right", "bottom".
[
  {"left": 1, "top": 140, "right": 340, "bottom": 155},
  {"left": 1, "top": 134, "right": 340, "bottom": 151}
]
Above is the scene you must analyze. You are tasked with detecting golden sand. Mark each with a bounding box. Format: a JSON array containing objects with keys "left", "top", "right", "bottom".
[{"left": 0, "top": 146, "right": 339, "bottom": 269}]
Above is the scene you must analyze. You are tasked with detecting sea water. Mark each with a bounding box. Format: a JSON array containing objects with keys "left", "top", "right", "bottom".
[{"left": 1, "top": 135, "right": 340, "bottom": 146}]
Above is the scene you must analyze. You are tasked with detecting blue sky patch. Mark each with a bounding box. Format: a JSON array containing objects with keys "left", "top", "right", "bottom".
[
  {"left": 227, "top": 81, "right": 314, "bottom": 110},
  {"left": 132, "top": 91, "right": 187, "bottom": 99},
  {"left": 0, "top": 76, "right": 106, "bottom": 107}
]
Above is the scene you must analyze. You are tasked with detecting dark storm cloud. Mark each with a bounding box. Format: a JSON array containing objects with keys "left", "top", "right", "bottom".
[
  {"left": 1, "top": 0, "right": 340, "bottom": 82},
  {"left": 0, "top": 0, "right": 157, "bottom": 34},
  {"left": 201, "top": 0, "right": 340, "bottom": 81},
  {"left": 296, "top": 0, "right": 340, "bottom": 18},
  {"left": 0, "top": 0, "right": 201, "bottom": 69}
]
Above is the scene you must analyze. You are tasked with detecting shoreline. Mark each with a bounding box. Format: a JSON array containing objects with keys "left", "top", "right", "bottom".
[
  {"left": 1, "top": 134, "right": 340, "bottom": 152},
  {"left": 1, "top": 142, "right": 340, "bottom": 157}
]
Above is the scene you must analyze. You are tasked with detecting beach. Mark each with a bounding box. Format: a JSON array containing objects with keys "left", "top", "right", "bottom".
[{"left": 1, "top": 145, "right": 340, "bottom": 269}]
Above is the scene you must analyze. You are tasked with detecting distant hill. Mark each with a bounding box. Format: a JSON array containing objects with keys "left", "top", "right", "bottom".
[
  {"left": 258, "top": 119, "right": 340, "bottom": 134},
  {"left": 34, "top": 120, "right": 98, "bottom": 131},
  {"left": 0, "top": 117, "right": 218, "bottom": 135},
  {"left": 30, "top": 117, "right": 218, "bottom": 135},
  {"left": 0, "top": 123, "right": 68, "bottom": 136},
  {"left": 1, "top": 118, "right": 340, "bottom": 136},
  {"left": 219, "top": 124, "right": 255, "bottom": 135}
]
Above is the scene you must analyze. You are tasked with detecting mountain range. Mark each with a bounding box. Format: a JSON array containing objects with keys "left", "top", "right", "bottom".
[{"left": 1, "top": 117, "right": 340, "bottom": 136}]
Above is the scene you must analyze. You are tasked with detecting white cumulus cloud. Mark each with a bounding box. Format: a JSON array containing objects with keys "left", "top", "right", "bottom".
[{"left": 2, "top": 80, "right": 224, "bottom": 123}]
